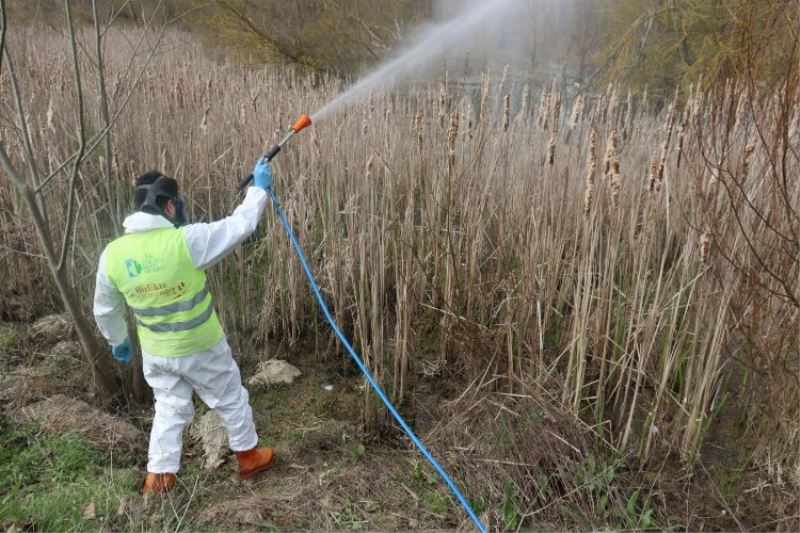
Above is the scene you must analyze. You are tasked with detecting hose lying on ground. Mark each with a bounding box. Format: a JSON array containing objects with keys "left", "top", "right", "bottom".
[{"left": 266, "top": 185, "right": 487, "bottom": 533}]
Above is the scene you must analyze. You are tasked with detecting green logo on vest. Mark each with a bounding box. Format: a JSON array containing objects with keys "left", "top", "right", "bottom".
[
  {"left": 125, "top": 254, "right": 164, "bottom": 278},
  {"left": 125, "top": 259, "right": 142, "bottom": 278}
]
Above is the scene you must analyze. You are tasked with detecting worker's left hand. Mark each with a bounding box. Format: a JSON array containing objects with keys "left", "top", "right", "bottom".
[
  {"left": 112, "top": 337, "right": 132, "bottom": 364},
  {"left": 252, "top": 158, "right": 272, "bottom": 190}
]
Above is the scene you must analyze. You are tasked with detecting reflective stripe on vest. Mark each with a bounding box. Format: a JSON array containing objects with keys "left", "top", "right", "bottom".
[
  {"left": 136, "top": 299, "right": 214, "bottom": 332},
  {"left": 104, "top": 227, "right": 224, "bottom": 357}
]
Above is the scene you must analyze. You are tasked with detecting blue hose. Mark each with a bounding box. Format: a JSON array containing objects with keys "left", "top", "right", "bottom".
[{"left": 266, "top": 186, "right": 486, "bottom": 533}]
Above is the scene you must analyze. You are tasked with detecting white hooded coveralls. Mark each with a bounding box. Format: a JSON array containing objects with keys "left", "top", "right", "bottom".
[{"left": 94, "top": 187, "right": 267, "bottom": 473}]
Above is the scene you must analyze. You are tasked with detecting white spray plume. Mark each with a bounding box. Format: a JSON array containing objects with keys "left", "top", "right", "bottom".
[{"left": 311, "top": 0, "right": 517, "bottom": 122}]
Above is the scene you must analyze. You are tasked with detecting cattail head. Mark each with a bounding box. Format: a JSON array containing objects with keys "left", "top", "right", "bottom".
[
  {"left": 464, "top": 100, "right": 474, "bottom": 140},
  {"left": 610, "top": 169, "right": 621, "bottom": 209},
  {"left": 200, "top": 104, "right": 210, "bottom": 134},
  {"left": 175, "top": 79, "right": 184, "bottom": 110},
  {"left": 583, "top": 177, "right": 595, "bottom": 218},
  {"left": 648, "top": 157, "right": 661, "bottom": 194},
  {"left": 607, "top": 83, "right": 619, "bottom": 125},
  {"left": 700, "top": 230, "right": 711, "bottom": 265},
  {"left": 551, "top": 86, "right": 562, "bottom": 135},
  {"left": 741, "top": 142, "right": 755, "bottom": 178},
  {"left": 366, "top": 155, "right": 374, "bottom": 181},
  {"left": 438, "top": 88, "right": 447, "bottom": 129},
  {"left": 502, "top": 94, "right": 511, "bottom": 133},
  {"left": 46, "top": 98, "right": 55, "bottom": 133},
  {"left": 414, "top": 111, "right": 423, "bottom": 153},
  {"left": 623, "top": 90, "right": 633, "bottom": 135},
  {"left": 547, "top": 135, "right": 556, "bottom": 166},
  {"left": 584, "top": 127, "right": 597, "bottom": 216},
  {"left": 537, "top": 88, "right": 549, "bottom": 130},
  {"left": 447, "top": 110, "right": 459, "bottom": 166},
  {"left": 604, "top": 130, "right": 619, "bottom": 177},
  {"left": 519, "top": 85, "right": 530, "bottom": 124},
  {"left": 569, "top": 94, "right": 584, "bottom": 131},
  {"left": 499, "top": 64, "right": 510, "bottom": 95},
  {"left": 657, "top": 151, "right": 666, "bottom": 183}
]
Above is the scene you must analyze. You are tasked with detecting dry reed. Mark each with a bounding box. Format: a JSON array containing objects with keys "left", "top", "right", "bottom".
[{"left": 0, "top": 27, "right": 797, "bottom": 488}]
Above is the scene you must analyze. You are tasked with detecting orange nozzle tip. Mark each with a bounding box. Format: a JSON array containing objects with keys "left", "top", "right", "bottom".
[{"left": 292, "top": 114, "right": 312, "bottom": 132}]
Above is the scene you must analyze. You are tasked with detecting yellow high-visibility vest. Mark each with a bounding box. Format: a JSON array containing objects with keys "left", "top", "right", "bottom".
[{"left": 104, "top": 227, "right": 224, "bottom": 356}]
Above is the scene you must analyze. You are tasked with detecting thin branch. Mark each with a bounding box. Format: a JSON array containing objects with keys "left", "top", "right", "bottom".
[
  {"left": 0, "top": 137, "right": 24, "bottom": 188},
  {"left": 35, "top": 22, "right": 167, "bottom": 195},
  {"left": 0, "top": 243, "right": 47, "bottom": 260},
  {"left": 2, "top": 50, "right": 43, "bottom": 189},
  {"left": 0, "top": 0, "right": 6, "bottom": 75},
  {"left": 57, "top": 0, "right": 88, "bottom": 274},
  {"left": 713, "top": 170, "right": 799, "bottom": 308},
  {"left": 218, "top": 1, "right": 320, "bottom": 70},
  {"left": 0, "top": 144, "right": 57, "bottom": 265},
  {"left": 104, "top": 0, "right": 134, "bottom": 34},
  {"left": 166, "top": 2, "right": 213, "bottom": 26},
  {"left": 92, "top": 0, "right": 119, "bottom": 233}
]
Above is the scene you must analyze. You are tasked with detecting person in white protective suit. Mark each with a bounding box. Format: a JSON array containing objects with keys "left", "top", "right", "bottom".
[{"left": 93, "top": 158, "right": 275, "bottom": 494}]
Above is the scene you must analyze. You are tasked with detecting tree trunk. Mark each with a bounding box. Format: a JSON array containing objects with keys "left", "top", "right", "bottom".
[{"left": 20, "top": 184, "right": 120, "bottom": 396}]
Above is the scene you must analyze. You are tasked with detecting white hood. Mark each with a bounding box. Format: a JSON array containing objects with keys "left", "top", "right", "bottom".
[{"left": 123, "top": 211, "right": 174, "bottom": 233}]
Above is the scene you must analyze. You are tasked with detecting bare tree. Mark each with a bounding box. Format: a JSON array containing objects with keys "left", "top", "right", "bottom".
[
  {"left": 0, "top": 0, "right": 120, "bottom": 395},
  {"left": 0, "top": 0, "right": 169, "bottom": 398}
]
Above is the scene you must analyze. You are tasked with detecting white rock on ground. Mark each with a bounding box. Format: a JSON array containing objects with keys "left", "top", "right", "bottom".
[
  {"left": 246, "top": 359, "right": 301, "bottom": 388},
  {"left": 190, "top": 410, "right": 228, "bottom": 470}
]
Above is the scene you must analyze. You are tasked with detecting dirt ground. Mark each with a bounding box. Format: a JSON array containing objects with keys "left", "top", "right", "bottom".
[
  {"left": 175, "top": 345, "right": 465, "bottom": 531},
  {"left": 0, "top": 316, "right": 476, "bottom": 530},
  {"left": 1, "top": 315, "right": 798, "bottom": 531}
]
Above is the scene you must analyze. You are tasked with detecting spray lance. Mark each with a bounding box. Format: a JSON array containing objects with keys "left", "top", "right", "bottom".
[
  {"left": 241, "top": 112, "right": 487, "bottom": 533},
  {"left": 238, "top": 113, "right": 313, "bottom": 189}
]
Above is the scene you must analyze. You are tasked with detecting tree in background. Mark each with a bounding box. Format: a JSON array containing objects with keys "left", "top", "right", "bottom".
[
  {"left": 180, "top": 0, "right": 432, "bottom": 75},
  {"left": 9, "top": 1, "right": 796, "bottom": 97},
  {"left": 593, "top": 0, "right": 797, "bottom": 100}
]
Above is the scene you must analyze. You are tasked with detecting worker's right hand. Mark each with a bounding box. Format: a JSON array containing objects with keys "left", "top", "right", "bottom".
[
  {"left": 252, "top": 158, "right": 272, "bottom": 190},
  {"left": 112, "top": 337, "right": 132, "bottom": 364}
]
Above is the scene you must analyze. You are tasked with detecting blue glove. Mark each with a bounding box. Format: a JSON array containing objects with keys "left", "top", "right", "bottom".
[
  {"left": 112, "top": 337, "right": 132, "bottom": 364},
  {"left": 252, "top": 158, "right": 272, "bottom": 190}
]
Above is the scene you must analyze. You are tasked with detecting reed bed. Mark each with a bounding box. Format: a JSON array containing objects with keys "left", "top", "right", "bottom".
[{"left": 1, "top": 28, "right": 797, "bottom": 488}]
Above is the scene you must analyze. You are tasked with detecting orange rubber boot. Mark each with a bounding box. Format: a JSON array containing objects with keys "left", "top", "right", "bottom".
[
  {"left": 235, "top": 447, "right": 275, "bottom": 479},
  {"left": 141, "top": 472, "right": 176, "bottom": 494}
]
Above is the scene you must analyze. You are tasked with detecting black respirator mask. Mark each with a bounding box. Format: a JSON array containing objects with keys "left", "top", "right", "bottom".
[{"left": 134, "top": 175, "right": 187, "bottom": 227}]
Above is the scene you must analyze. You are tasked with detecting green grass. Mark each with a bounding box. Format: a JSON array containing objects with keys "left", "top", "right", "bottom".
[
  {"left": 422, "top": 488, "right": 449, "bottom": 516},
  {"left": 0, "top": 418, "right": 139, "bottom": 531},
  {"left": 571, "top": 454, "right": 661, "bottom": 531},
  {"left": 0, "top": 325, "right": 21, "bottom": 351}
]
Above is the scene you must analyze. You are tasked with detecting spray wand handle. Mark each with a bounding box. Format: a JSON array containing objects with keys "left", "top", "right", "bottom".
[
  {"left": 238, "top": 114, "right": 313, "bottom": 190},
  {"left": 238, "top": 144, "right": 282, "bottom": 189}
]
